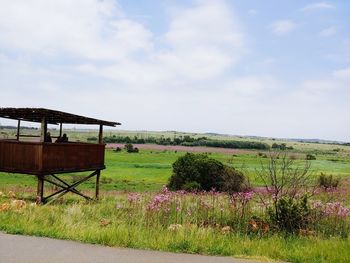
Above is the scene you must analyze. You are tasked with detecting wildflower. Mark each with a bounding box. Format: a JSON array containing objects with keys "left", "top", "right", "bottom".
[
  {"left": 100, "top": 218, "right": 111, "bottom": 227},
  {"left": 248, "top": 218, "right": 269, "bottom": 234},
  {"left": 0, "top": 203, "right": 10, "bottom": 211},
  {"left": 116, "top": 204, "right": 124, "bottom": 210},
  {"left": 298, "top": 229, "right": 315, "bottom": 237},
  {"left": 127, "top": 193, "right": 141, "bottom": 204},
  {"left": 312, "top": 200, "right": 323, "bottom": 209},
  {"left": 147, "top": 193, "right": 171, "bottom": 211},
  {"left": 249, "top": 219, "right": 259, "bottom": 232},
  {"left": 161, "top": 185, "right": 169, "bottom": 194},
  {"left": 221, "top": 226, "right": 231, "bottom": 234},
  {"left": 168, "top": 224, "right": 182, "bottom": 232},
  {"left": 8, "top": 191, "right": 16, "bottom": 198},
  {"left": 12, "top": 200, "right": 26, "bottom": 209}
]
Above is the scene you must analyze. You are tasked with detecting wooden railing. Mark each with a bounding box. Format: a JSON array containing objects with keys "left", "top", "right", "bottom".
[{"left": 0, "top": 140, "right": 105, "bottom": 175}]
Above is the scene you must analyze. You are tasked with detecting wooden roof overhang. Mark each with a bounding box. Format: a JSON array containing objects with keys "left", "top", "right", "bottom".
[{"left": 0, "top": 107, "right": 120, "bottom": 127}]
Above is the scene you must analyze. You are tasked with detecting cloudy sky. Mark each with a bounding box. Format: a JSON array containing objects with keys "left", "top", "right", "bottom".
[{"left": 0, "top": 0, "right": 349, "bottom": 141}]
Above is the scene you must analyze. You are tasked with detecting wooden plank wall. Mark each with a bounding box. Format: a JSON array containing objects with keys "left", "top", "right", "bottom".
[
  {"left": 42, "top": 143, "right": 105, "bottom": 173},
  {"left": 0, "top": 140, "right": 105, "bottom": 175},
  {"left": 0, "top": 140, "right": 42, "bottom": 173}
]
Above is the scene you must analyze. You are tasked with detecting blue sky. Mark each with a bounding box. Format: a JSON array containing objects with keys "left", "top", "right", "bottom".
[{"left": 0, "top": 0, "right": 349, "bottom": 141}]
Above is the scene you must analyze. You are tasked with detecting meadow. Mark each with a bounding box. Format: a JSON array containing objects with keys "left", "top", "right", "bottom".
[
  {"left": 1, "top": 129, "right": 350, "bottom": 262},
  {"left": 1, "top": 146, "right": 350, "bottom": 192}
]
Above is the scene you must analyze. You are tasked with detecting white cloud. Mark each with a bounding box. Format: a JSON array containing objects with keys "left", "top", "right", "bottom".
[
  {"left": 78, "top": 0, "right": 245, "bottom": 83},
  {"left": 301, "top": 2, "right": 335, "bottom": 12},
  {"left": 0, "top": 0, "right": 153, "bottom": 60},
  {"left": 319, "top": 27, "right": 337, "bottom": 37},
  {"left": 161, "top": 0, "right": 244, "bottom": 79},
  {"left": 226, "top": 75, "right": 279, "bottom": 97},
  {"left": 270, "top": 20, "right": 296, "bottom": 35},
  {"left": 333, "top": 67, "right": 350, "bottom": 80}
]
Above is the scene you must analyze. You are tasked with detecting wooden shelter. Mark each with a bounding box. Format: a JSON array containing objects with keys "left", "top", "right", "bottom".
[{"left": 0, "top": 108, "right": 120, "bottom": 203}]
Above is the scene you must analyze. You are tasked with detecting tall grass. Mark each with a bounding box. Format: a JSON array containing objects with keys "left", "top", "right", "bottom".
[{"left": 0, "top": 188, "right": 349, "bottom": 263}]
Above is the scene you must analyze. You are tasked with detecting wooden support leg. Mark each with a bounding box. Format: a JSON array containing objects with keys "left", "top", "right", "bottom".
[
  {"left": 95, "top": 170, "right": 100, "bottom": 200},
  {"left": 36, "top": 176, "right": 44, "bottom": 204}
]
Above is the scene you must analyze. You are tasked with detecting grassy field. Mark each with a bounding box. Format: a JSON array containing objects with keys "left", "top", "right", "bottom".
[
  {"left": 1, "top": 144, "right": 350, "bottom": 192},
  {"left": 1, "top": 129, "right": 350, "bottom": 262},
  {"left": 0, "top": 190, "right": 350, "bottom": 263}
]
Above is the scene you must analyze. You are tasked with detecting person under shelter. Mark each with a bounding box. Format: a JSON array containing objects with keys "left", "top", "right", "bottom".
[{"left": 56, "top": 133, "right": 68, "bottom": 143}]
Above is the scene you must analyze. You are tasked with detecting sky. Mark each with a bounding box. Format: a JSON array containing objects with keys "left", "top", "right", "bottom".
[{"left": 0, "top": 0, "right": 349, "bottom": 141}]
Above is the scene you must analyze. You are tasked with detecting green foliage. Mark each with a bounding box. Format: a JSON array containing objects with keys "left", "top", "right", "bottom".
[
  {"left": 113, "top": 147, "right": 122, "bottom": 152},
  {"left": 103, "top": 135, "right": 270, "bottom": 150},
  {"left": 124, "top": 143, "right": 139, "bottom": 153},
  {"left": 87, "top": 136, "right": 98, "bottom": 142},
  {"left": 182, "top": 181, "right": 201, "bottom": 191},
  {"left": 318, "top": 173, "right": 340, "bottom": 189},
  {"left": 306, "top": 154, "right": 316, "bottom": 160},
  {"left": 269, "top": 196, "right": 310, "bottom": 233},
  {"left": 271, "top": 143, "right": 293, "bottom": 150},
  {"left": 168, "top": 153, "right": 245, "bottom": 192}
]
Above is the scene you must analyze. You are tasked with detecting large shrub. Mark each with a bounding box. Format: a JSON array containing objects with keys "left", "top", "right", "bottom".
[
  {"left": 268, "top": 196, "right": 310, "bottom": 233},
  {"left": 318, "top": 173, "right": 340, "bottom": 190},
  {"left": 168, "top": 153, "right": 245, "bottom": 192}
]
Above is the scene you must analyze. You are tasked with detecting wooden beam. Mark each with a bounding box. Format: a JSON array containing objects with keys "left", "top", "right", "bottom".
[
  {"left": 95, "top": 170, "right": 100, "bottom": 199},
  {"left": 59, "top": 123, "right": 62, "bottom": 137},
  {"left": 40, "top": 118, "right": 47, "bottom": 142},
  {"left": 16, "top": 120, "right": 21, "bottom": 141},
  {"left": 98, "top": 124, "right": 103, "bottom": 144},
  {"left": 36, "top": 176, "right": 44, "bottom": 204}
]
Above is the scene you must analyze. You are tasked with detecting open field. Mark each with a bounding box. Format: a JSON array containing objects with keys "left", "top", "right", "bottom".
[
  {"left": 1, "top": 145, "right": 350, "bottom": 192},
  {"left": 1, "top": 140, "right": 350, "bottom": 192},
  {"left": 1, "top": 130, "right": 350, "bottom": 263}
]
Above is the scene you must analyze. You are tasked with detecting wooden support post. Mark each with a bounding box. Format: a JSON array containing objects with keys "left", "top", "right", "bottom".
[
  {"left": 40, "top": 118, "right": 47, "bottom": 142},
  {"left": 98, "top": 124, "right": 103, "bottom": 144},
  {"left": 16, "top": 120, "right": 21, "bottom": 141},
  {"left": 36, "top": 176, "right": 44, "bottom": 204},
  {"left": 95, "top": 170, "right": 100, "bottom": 199},
  {"left": 59, "top": 123, "right": 63, "bottom": 137},
  {"left": 97, "top": 124, "right": 103, "bottom": 200}
]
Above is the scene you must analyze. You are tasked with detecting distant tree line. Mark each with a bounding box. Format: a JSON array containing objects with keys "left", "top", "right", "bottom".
[
  {"left": 93, "top": 135, "right": 270, "bottom": 150},
  {"left": 0, "top": 125, "right": 38, "bottom": 130}
]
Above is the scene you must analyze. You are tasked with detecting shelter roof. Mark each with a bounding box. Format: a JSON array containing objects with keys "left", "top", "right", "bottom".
[{"left": 0, "top": 108, "right": 120, "bottom": 127}]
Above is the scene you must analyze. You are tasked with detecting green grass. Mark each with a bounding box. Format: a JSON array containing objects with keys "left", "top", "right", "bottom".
[
  {"left": 0, "top": 196, "right": 349, "bottom": 263},
  {"left": 1, "top": 148, "right": 350, "bottom": 191},
  {"left": 1, "top": 142, "right": 350, "bottom": 263}
]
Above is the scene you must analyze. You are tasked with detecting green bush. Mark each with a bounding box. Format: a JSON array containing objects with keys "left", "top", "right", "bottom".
[
  {"left": 306, "top": 154, "right": 316, "bottom": 160},
  {"left": 182, "top": 181, "right": 201, "bottom": 191},
  {"left": 318, "top": 173, "right": 340, "bottom": 189},
  {"left": 168, "top": 153, "right": 246, "bottom": 192},
  {"left": 124, "top": 143, "right": 139, "bottom": 153},
  {"left": 269, "top": 196, "right": 310, "bottom": 233}
]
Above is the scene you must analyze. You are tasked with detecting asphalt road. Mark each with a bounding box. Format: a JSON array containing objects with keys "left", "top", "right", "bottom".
[{"left": 0, "top": 232, "right": 268, "bottom": 263}]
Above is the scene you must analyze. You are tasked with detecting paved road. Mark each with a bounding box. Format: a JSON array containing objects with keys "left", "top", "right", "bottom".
[{"left": 0, "top": 232, "right": 267, "bottom": 263}]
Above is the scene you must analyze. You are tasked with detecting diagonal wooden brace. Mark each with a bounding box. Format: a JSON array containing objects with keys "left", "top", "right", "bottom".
[{"left": 40, "top": 170, "right": 99, "bottom": 204}]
